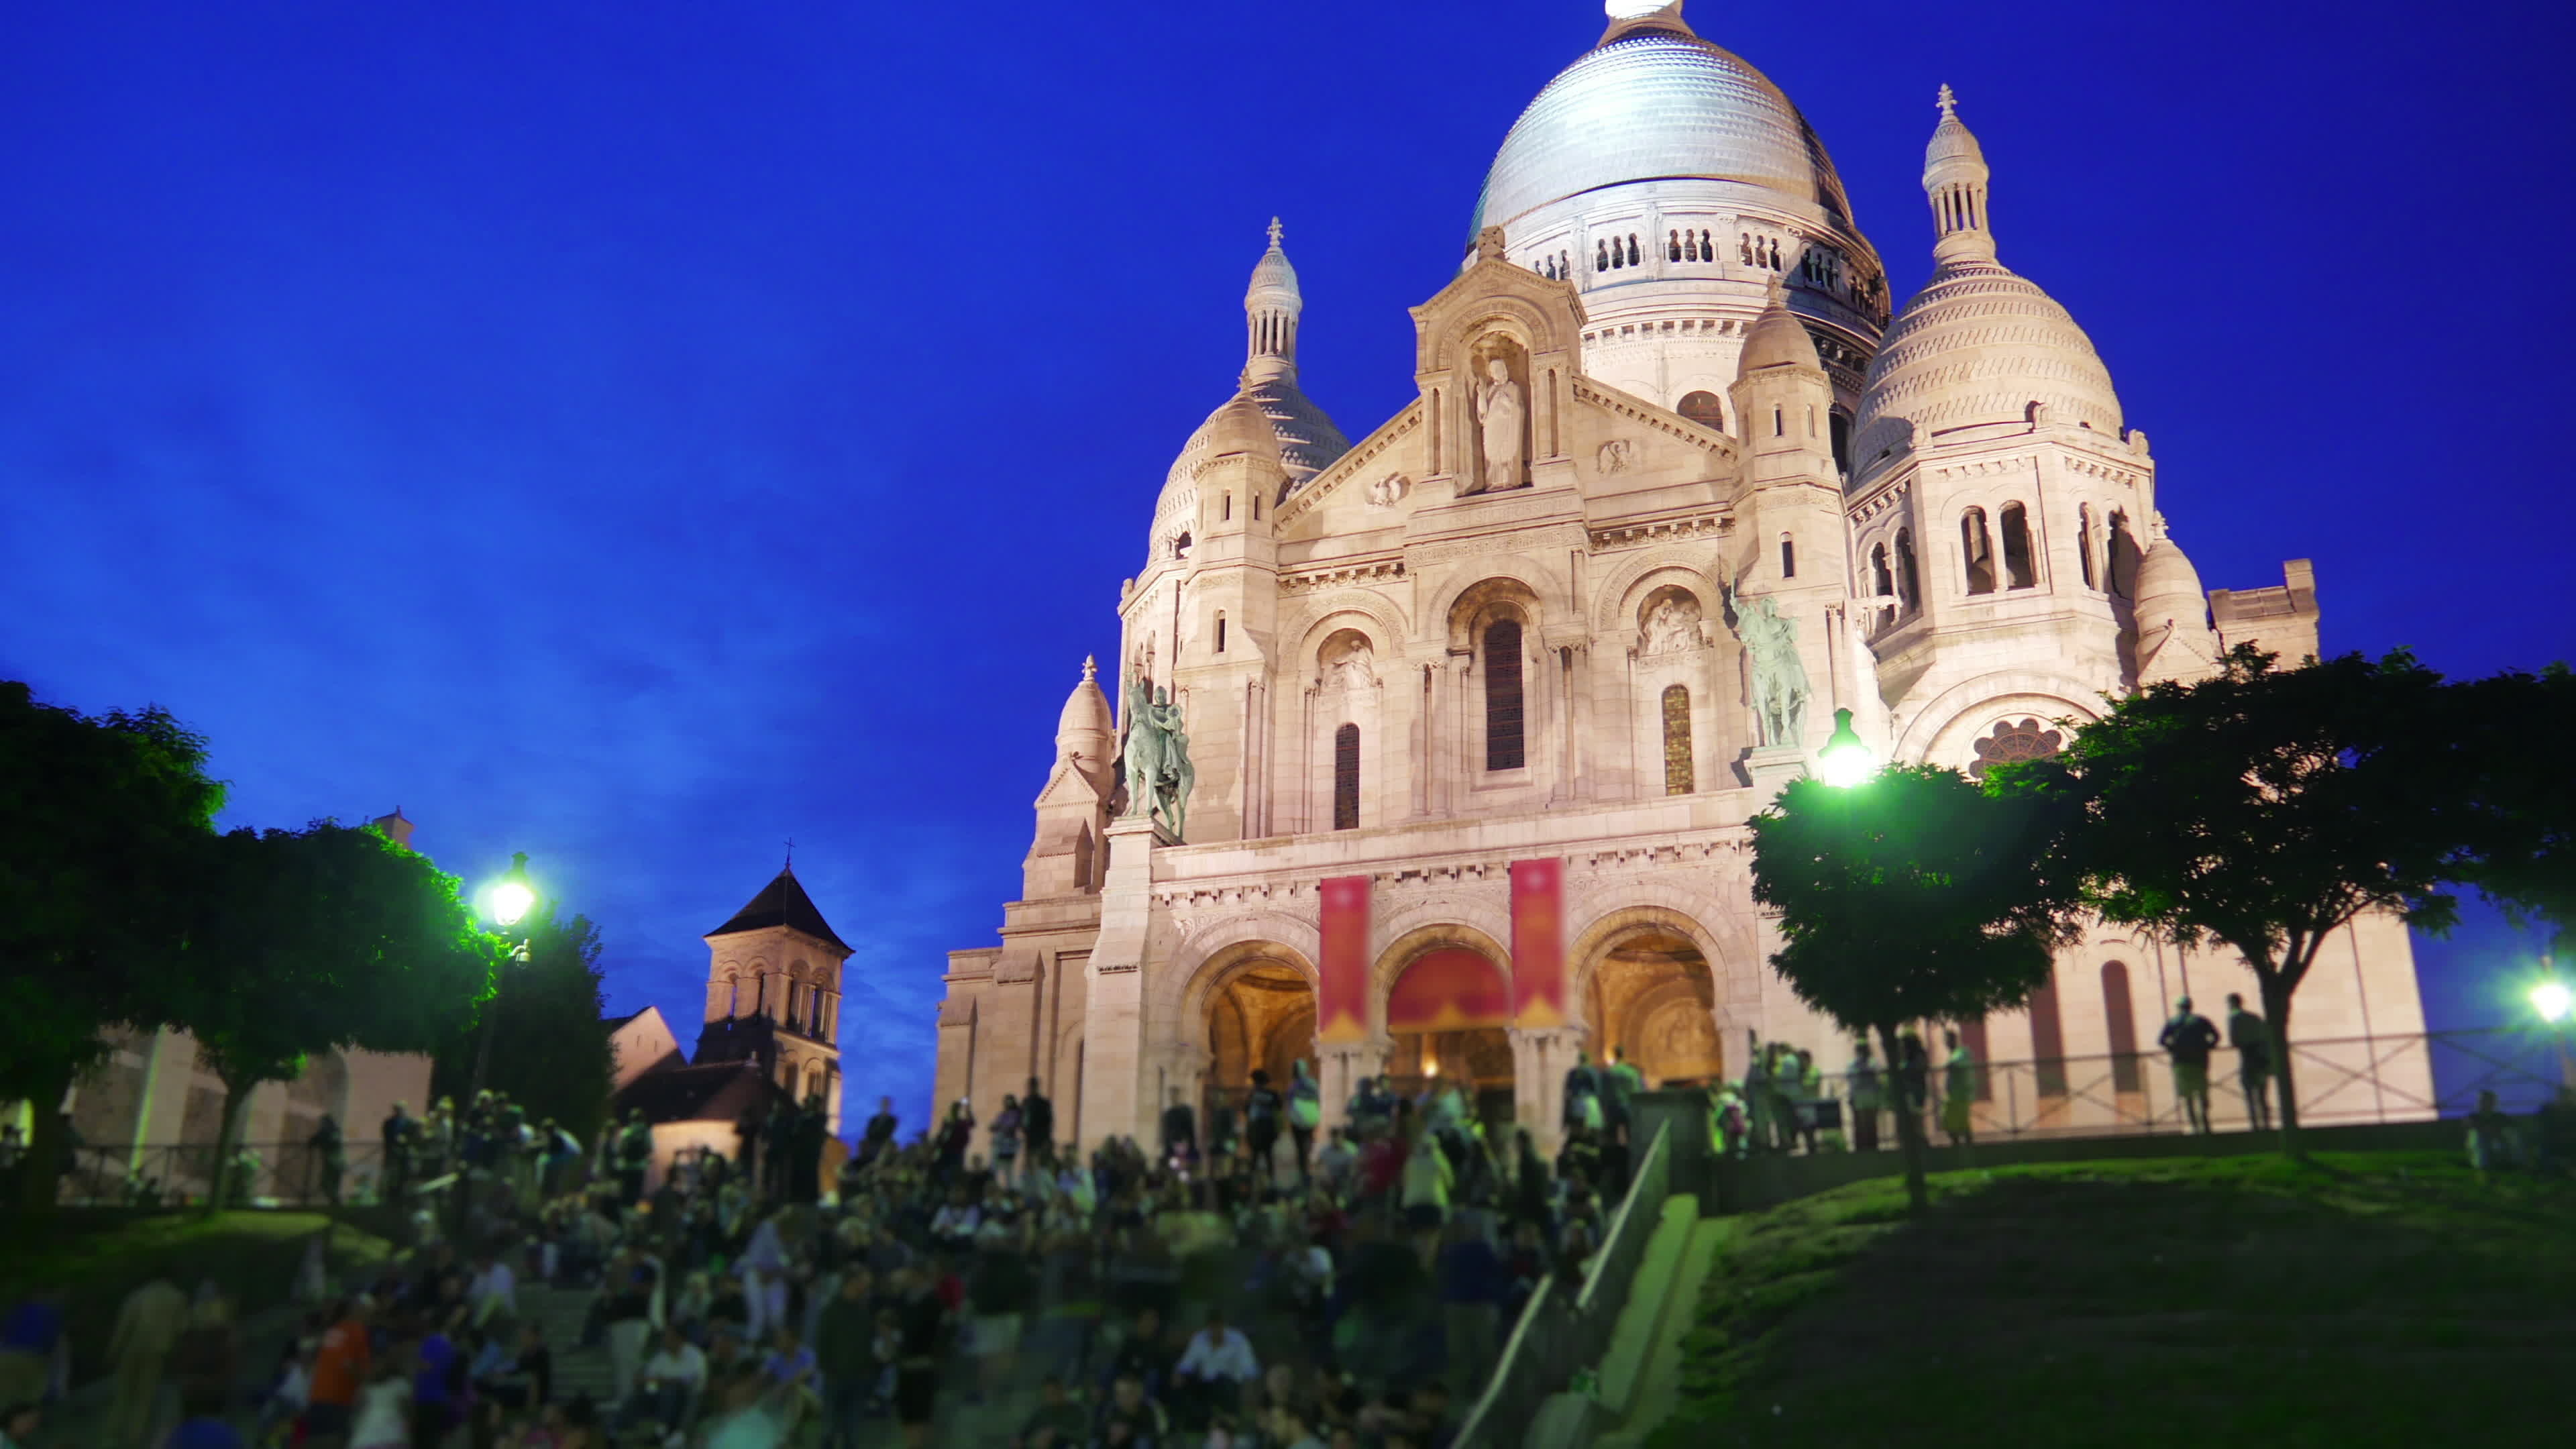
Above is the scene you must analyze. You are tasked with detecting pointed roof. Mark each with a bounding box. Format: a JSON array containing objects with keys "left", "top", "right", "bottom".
[{"left": 708, "top": 867, "right": 852, "bottom": 955}]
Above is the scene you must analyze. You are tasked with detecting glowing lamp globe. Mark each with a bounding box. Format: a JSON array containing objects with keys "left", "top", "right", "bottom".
[
  {"left": 1815, "top": 708, "right": 1874, "bottom": 788},
  {"left": 490, "top": 852, "right": 537, "bottom": 928},
  {"left": 2535, "top": 979, "right": 2575, "bottom": 1026}
]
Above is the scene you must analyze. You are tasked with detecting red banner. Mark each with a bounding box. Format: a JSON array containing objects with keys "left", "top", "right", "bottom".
[
  {"left": 1511, "top": 857, "right": 1566, "bottom": 1028},
  {"left": 1317, "top": 875, "right": 1371, "bottom": 1043},
  {"left": 1387, "top": 948, "right": 1512, "bottom": 1031}
]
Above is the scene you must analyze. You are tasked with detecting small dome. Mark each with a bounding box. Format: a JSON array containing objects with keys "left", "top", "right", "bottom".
[
  {"left": 2132, "top": 535, "right": 2207, "bottom": 612},
  {"left": 1924, "top": 85, "right": 1986, "bottom": 173},
  {"left": 1851, "top": 260, "right": 2123, "bottom": 466},
  {"left": 1247, "top": 225, "right": 1299, "bottom": 301},
  {"left": 1154, "top": 378, "right": 1350, "bottom": 531},
  {"left": 1056, "top": 657, "right": 1115, "bottom": 752},
  {"left": 1468, "top": 18, "right": 1855, "bottom": 240},
  {"left": 1736, "top": 280, "right": 1819, "bottom": 374}
]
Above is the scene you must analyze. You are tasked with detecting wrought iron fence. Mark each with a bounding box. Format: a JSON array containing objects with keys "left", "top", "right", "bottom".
[
  {"left": 52, "top": 1141, "right": 401, "bottom": 1208},
  {"left": 1450, "top": 1120, "right": 1672, "bottom": 1449},
  {"left": 1748, "top": 1026, "right": 2569, "bottom": 1150}
]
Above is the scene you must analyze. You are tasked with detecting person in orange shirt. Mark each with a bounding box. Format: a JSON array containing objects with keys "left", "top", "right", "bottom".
[{"left": 301, "top": 1300, "right": 372, "bottom": 1447}]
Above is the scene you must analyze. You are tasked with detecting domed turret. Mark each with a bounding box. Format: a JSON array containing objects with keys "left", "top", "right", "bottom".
[
  {"left": 1851, "top": 89, "right": 2122, "bottom": 472},
  {"left": 1737, "top": 276, "right": 1821, "bottom": 376},
  {"left": 2132, "top": 523, "right": 2222, "bottom": 684},
  {"left": 1150, "top": 223, "right": 1350, "bottom": 552},
  {"left": 1055, "top": 655, "right": 1117, "bottom": 790}
]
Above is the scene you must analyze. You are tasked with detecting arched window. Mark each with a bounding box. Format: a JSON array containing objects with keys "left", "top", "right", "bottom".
[
  {"left": 2105, "top": 511, "right": 2140, "bottom": 598},
  {"left": 1870, "top": 543, "right": 1893, "bottom": 596},
  {"left": 1806, "top": 403, "right": 1817, "bottom": 439},
  {"left": 1221, "top": 492, "right": 1231, "bottom": 521},
  {"left": 1896, "top": 529, "right": 1919, "bottom": 604},
  {"left": 2077, "top": 505, "right": 2098, "bottom": 589},
  {"left": 1483, "top": 619, "right": 1525, "bottom": 771},
  {"left": 1661, "top": 685, "right": 1693, "bottom": 795},
  {"left": 2101, "top": 961, "right": 2142, "bottom": 1092},
  {"left": 1961, "top": 508, "right": 1996, "bottom": 594},
  {"left": 2000, "top": 502, "right": 2035, "bottom": 589},
  {"left": 1677, "top": 391, "right": 1726, "bottom": 431},
  {"left": 1333, "top": 723, "right": 1360, "bottom": 830},
  {"left": 786, "top": 981, "right": 803, "bottom": 1028},
  {"left": 1700, "top": 229, "right": 1713, "bottom": 262},
  {"left": 1772, "top": 406, "right": 1784, "bottom": 439},
  {"left": 802, "top": 1061, "right": 825, "bottom": 1104},
  {"left": 1627, "top": 235, "right": 1641, "bottom": 266},
  {"left": 2028, "top": 974, "right": 2068, "bottom": 1097},
  {"left": 1667, "top": 229, "right": 1681, "bottom": 262},
  {"left": 1216, "top": 612, "right": 1227, "bottom": 654},
  {"left": 1779, "top": 533, "right": 1796, "bottom": 579},
  {"left": 1597, "top": 240, "right": 1609, "bottom": 272}
]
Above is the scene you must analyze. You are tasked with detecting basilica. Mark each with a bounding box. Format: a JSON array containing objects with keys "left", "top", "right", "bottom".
[{"left": 934, "top": 0, "right": 2428, "bottom": 1150}]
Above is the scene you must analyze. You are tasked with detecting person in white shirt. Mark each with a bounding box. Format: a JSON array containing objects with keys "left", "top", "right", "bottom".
[
  {"left": 468, "top": 1250, "right": 518, "bottom": 1330},
  {"left": 1171, "top": 1307, "right": 1259, "bottom": 1427},
  {"left": 631, "top": 1324, "right": 708, "bottom": 1432}
]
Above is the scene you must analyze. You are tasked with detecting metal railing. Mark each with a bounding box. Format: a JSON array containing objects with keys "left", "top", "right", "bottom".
[
  {"left": 1739, "top": 1027, "right": 2569, "bottom": 1150},
  {"left": 1450, "top": 1120, "right": 1672, "bottom": 1449},
  {"left": 32, "top": 1140, "right": 568, "bottom": 1209}
]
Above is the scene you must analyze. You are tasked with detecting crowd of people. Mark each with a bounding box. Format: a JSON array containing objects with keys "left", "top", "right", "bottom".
[{"left": 1, "top": 1057, "right": 1631, "bottom": 1449}]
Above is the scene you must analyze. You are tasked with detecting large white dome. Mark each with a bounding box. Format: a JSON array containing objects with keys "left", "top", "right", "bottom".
[{"left": 1468, "top": 19, "right": 1858, "bottom": 242}]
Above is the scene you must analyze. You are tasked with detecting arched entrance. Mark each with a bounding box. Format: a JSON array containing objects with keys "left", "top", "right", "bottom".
[
  {"left": 1386, "top": 947, "right": 1516, "bottom": 1125},
  {"left": 1585, "top": 927, "right": 1724, "bottom": 1086},
  {"left": 1207, "top": 960, "right": 1317, "bottom": 1097}
]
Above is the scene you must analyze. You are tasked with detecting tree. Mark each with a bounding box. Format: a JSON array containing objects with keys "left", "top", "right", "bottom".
[
  {"left": 1749, "top": 765, "right": 2080, "bottom": 1213},
  {"left": 174, "top": 822, "right": 498, "bottom": 1213},
  {"left": 0, "top": 681, "right": 223, "bottom": 1214},
  {"left": 1998, "top": 648, "right": 2465, "bottom": 1155},
  {"left": 2440, "top": 663, "right": 2576, "bottom": 955},
  {"left": 429, "top": 902, "right": 616, "bottom": 1144}
]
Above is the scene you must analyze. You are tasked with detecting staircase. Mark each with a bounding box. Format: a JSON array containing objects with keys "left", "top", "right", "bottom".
[{"left": 519, "top": 1281, "right": 621, "bottom": 1409}]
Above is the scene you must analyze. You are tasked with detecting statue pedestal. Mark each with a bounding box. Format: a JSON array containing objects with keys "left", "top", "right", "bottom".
[
  {"left": 1742, "top": 744, "right": 1809, "bottom": 802},
  {"left": 1077, "top": 815, "right": 1173, "bottom": 1155}
]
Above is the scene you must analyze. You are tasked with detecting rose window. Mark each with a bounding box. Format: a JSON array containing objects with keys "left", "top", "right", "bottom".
[{"left": 1968, "top": 717, "right": 2063, "bottom": 780}]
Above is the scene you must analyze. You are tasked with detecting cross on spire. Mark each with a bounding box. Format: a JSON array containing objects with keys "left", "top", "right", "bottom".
[
  {"left": 1937, "top": 83, "right": 1957, "bottom": 116},
  {"left": 784, "top": 837, "right": 795, "bottom": 870},
  {"left": 1267, "top": 216, "right": 1283, "bottom": 248}
]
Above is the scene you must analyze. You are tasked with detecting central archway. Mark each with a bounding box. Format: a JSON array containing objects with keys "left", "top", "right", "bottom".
[
  {"left": 1208, "top": 961, "right": 1318, "bottom": 1094},
  {"left": 1585, "top": 926, "right": 1724, "bottom": 1086},
  {"left": 1385, "top": 946, "right": 1516, "bottom": 1125}
]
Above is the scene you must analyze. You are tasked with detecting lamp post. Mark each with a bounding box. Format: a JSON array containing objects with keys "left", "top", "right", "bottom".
[
  {"left": 2534, "top": 963, "right": 2574, "bottom": 1093},
  {"left": 1815, "top": 707, "right": 1876, "bottom": 788},
  {"left": 469, "top": 852, "right": 538, "bottom": 1103}
]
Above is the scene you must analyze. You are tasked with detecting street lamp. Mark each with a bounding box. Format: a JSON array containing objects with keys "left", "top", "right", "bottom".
[
  {"left": 2534, "top": 957, "right": 2575, "bottom": 1095},
  {"left": 1815, "top": 707, "right": 1875, "bottom": 788},
  {"left": 469, "top": 853, "right": 538, "bottom": 1102}
]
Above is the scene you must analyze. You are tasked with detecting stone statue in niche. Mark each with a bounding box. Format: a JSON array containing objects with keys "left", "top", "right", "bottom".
[
  {"left": 1723, "top": 576, "right": 1809, "bottom": 747},
  {"left": 1364, "top": 474, "right": 1411, "bottom": 508},
  {"left": 1640, "top": 594, "right": 1702, "bottom": 655},
  {"left": 1118, "top": 673, "right": 1197, "bottom": 841},
  {"left": 1598, "top": 438, "right": 1633, "bottom": 474},
  {"left": 1469, "top": 356, "right": 1527, "bottom": 496},
  {"left": 1328, "top": 637, "right": 1377, "bottom": 691}
]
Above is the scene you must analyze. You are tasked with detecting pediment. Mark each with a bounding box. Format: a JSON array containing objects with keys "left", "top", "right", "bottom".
[{"left": 1032, "top": 757, "right": 1103, "bottom": 810}]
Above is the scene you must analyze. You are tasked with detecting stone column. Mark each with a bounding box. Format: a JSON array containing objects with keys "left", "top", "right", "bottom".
[
  {"left": 1510, "top": 1026, "right": 1589, "bottom": 1157},
  {"left": 1080, "top": 815, "right": 1171, "bottom": 1155}
]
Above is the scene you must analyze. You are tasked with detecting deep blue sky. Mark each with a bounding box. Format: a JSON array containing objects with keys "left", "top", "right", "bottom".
[{"left": 5, "top": 1, "right": 2569, "bottom": 1132}]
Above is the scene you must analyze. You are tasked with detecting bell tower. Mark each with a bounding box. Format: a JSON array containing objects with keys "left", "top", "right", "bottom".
[{"left": 700, "top": 865, "right": 851, "bottom": 1133}]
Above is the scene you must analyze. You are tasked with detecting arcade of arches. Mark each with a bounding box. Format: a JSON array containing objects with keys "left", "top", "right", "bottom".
[
  {"left": 1208, "top": 960, "right": 1317, "bottom": 1093},
  {"left": 1585, "top": 927, "right": 1725, "bottom": 1085}
]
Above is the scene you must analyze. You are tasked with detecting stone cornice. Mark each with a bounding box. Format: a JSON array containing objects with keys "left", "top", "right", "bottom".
[
  {"left": 1588, "top": 512, "right": 1733, "bottom": 550},
  {"left": 1281, "top": 557, "right": 1405, "bottom": 593}
]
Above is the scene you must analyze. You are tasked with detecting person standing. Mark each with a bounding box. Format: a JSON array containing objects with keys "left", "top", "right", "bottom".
[
  {"left": 2226, "top": 993, "right": 2274, "bottom": 1132},
  {"left": 1287, "top": 1061, "right": 1324, "bottom": 1183},
  {"left": 1244, "top": 1071, "right": 1285, "bottom": 1189},
  {"left": 102, "top": 1275, "right": 186, "bottom": 1449},
  {"left": 990, "top": 1095, "right": 1024, "bottom": 1189},
  {"left": 1561, "top": 1053, "right": 1603, "bottom": 1138},
  {"left": 1020, "top": 1077, "right": 1055, "bottom": 1171},
  {"left": 614, "top": 1110, "right": 654, "bottom": 1206},
  {"left": 858, "top": 1097, "right": 898, "bottom": 1167},
  {"left": 1939, "top": 1030, "right": 1976, "bottom": 1147},
  {"left": 1844, "top": 1041, "right": 1882, "bottom": 1152},
  {"left": 602, "top": 1249, "right": 659, "bottom": 1411},
  {"left": 814, "top": 1273, "right": 874, "bottom": 1449},
  {"left": 892, "top": 1269, "right": 948, "bottom": 1449},
  {"left": 2159, "top": 997, "right": 2222, "bottom": 1134},
  {"left": 1159, "top": 1087, "right": 1198, "bottom": 1173},
  {"left": 302, "top": 1298, "right": 371, "bottom": 1448}
]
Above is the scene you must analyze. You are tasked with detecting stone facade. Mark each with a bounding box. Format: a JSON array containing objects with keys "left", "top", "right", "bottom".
[{"left": 938, "top": 1, "right": 2428, "bottom": 1153}]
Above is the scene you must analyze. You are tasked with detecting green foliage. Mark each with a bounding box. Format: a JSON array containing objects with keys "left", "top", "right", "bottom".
[
  {"left": 2436, "top": 661, "right": 2576, "bottom": 952},
  {"left": 1995, "top": 647, "right": 2475, "bottom": 1147},
  {"left": 0, "top": 680, "right": 224, "bottom": 1211},
  {"left": 429, "top": 901, "right": 616, "bottom": 1140},
  {"left": 1750, "top": 764, "right": 2080, "bottom": 1034},
  {"left": 174, "top": 822, "right": 498, "bottom": 1208}
]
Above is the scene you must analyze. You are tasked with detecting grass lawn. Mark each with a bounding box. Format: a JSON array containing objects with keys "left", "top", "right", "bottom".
[
  {"left": 1652, "top": 1151, "right": 2576, "bottom": 1448},
  {"left": 0, "top": 1211, "right": 398, "bottom": 1379}
]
